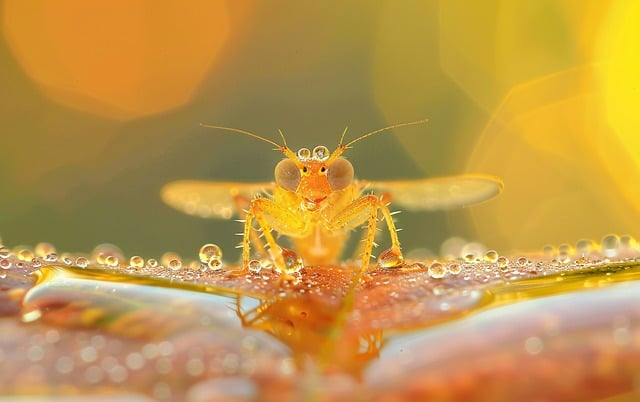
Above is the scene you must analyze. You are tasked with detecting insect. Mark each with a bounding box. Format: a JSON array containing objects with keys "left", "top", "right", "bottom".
[{"left": 161, "top": 120, "right": 503, "bottom": 281}]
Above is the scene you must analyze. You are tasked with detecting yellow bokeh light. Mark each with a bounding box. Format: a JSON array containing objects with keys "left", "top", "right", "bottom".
[
  {"left": 597, "top": 0, "right": 640, "bottom": 213},
  {"left": 2, "top": 1, "right": 232, "bottom": 120}
]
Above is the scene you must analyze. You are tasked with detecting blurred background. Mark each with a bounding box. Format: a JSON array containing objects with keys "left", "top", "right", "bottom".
[{"left": 1, "top": 1, "right": 638, "bottom": 261}]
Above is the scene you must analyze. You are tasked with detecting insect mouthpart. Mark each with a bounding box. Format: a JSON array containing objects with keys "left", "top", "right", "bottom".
[{"left": 297, "top": 146, "right": 330, "bottom": 162}]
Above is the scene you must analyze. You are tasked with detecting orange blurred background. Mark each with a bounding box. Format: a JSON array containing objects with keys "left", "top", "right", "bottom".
[{"left": 1, "top": 0, "right": 638, "bottom": 260}]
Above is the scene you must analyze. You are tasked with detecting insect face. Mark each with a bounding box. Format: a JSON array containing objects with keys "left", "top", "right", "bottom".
[{"left": 275, "top": 144, "right": 356, "bottom": 211}]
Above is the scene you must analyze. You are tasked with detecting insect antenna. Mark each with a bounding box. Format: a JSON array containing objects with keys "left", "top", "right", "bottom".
[
  {"left": 340, "top": 118, "right": 429, "bottom": 149},
  {"left": 200, "top": 123, "right": 284, "bottom": 150}
]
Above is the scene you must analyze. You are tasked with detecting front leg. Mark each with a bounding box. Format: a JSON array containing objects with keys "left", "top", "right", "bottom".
[
  {"left": 327, "top": 194, "right": 403, "bottom": 282},
  {"left": 242, "top": 197, "right": 307, "bottom": 276}
]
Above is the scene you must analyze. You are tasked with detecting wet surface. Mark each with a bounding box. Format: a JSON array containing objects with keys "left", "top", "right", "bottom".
[{"left": 0, "top": 242, "right": 639, "bottom": 401}]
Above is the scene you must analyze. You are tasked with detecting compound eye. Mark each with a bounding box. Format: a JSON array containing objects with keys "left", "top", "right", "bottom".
[
  {"left": 327, "top": 157, "right": 354, "bottom": 191},
  {"left": 275, "top": 159, "right": 301, "bottom": 192}
]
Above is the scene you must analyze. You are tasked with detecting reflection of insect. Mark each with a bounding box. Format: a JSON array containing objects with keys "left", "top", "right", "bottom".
[{"left": 161, "top": 120, "right": 503, "bottom": 280}]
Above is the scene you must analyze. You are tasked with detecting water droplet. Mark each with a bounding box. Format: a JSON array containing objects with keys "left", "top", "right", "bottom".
[
  {"left": 35, "top": 242, "right": 56, "bottom": 257},
  {"left": 0, "top": 259, "right": 12, "bottom": 269},
  {"left": 496, "top": 256, "right": 509, "bottom": 269},
  {"left": 248, "top": 259, "right": 262, "bottom": 273},
  {"left": 447, "top": 262, "right": 462, "bottom": 275},
  {"left": 17, "top": 249, "right": 34, "bottom": 262},
  {"left": 575, "top": 239, "right": 595, "bottom": 255},
  {"left": 105, "top": 255, "right": 119, "bottom": 267},
  {"left": 312, "top": 145, "right": 329, "bottom": 161},
  {"left": 461, "top": 242, "right": 486, "bottom": 261},
  {"left": 0, "top": 248, "right": 11, "bottom": 259},
  {"left": 516, "top": 256, "right": 529, "bottom": 266},
  {"left": 75, "top": 256, "right": 89, "bottom": 268},
  {"left": 601, "top": 234, "right": 620, "bottom": 258},
  {"left": 208, "top": 257, "right": 223, "bottom": 271},
  {"left": 199, "top": 244, "right": 222, "bottom": 263},
  {"left": 463, "top": 254, "right": 476, "bottom": 263},
  {"left": 428, "top": 261, "right": 447, "bottom": 279},
  {"left": 129, "top": 256, "right": 144, "bottom": 269},
  {"left": 557, "top": 252, "right": 571, "bottom": 264},
  {"left": 281, "top": 247, "right": 303, "bottom": 273},
  {"left": 44, "top": 253, "right": 58, "bottom": 262},
  {"left": 161, "top": 252, "right": 181, "bottom": 267},
  {"left": 558, "top": 243, "right": 574, "bottom": 256},
  {"left": 147, "top": 259, "right": 158, "bottom": 268},
  {"left": 619, "top": 235, "right": 638, "bottom": 253},
  {"left": 378, "top": 248, "right": 404, "bottom": 268},
  {"left": 297, "top": 148, "right": 311, "bottom": 161},
  {"left": 574, "top": 256, "right": 589, "bottom": 266},
  {"left": 168, "top": 258, "right": 182, "bottom": 271},
  {"left": 541, "top": 245, "right": 556, "bottom": 259},
  {"left": 92, "top": 243, "right": 124, "bottom": 266},
  {"left": 31, "top": 257, "right": 42, "bottom": 268},
  {"left": 484, "top": 250, "right": 499, "bottom": 263}
]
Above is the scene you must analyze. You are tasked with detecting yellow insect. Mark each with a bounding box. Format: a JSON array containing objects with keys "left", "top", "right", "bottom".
[{"left": 161, "top": 120, "right": 502, "bottom": 280}]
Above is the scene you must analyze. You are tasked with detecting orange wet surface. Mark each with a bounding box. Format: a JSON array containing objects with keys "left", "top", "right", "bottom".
[{"left": 0, "top": 248, "right": 639, "bottom": 401}]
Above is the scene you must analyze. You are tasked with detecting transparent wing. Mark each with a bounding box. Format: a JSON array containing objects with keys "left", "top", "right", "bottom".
[
  {"left": 365, "top": 174, "right": 503, "bottom": 211},
  {"left": 161, "top": 180, "right": 273, "bottom": 219}
]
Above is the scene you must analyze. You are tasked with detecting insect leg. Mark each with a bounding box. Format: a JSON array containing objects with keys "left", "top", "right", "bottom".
[
  {"left": 328, "top": 194, "right": 403, "bottom": 281},
  {"left": 243, "top": 197, "right": 307, "bottom": 275},
  {"left": 232, "top": 193, "right": 268, "bottom": 257}
]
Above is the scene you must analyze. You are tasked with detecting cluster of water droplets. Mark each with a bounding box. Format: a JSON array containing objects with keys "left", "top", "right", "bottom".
[{"left": 400, "top": 234, "right": 640, "bottom": 281}]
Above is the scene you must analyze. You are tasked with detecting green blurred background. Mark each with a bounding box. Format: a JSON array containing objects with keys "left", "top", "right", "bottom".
[{"left": 1, "top": 1, "right": 639, "bottom": 261}]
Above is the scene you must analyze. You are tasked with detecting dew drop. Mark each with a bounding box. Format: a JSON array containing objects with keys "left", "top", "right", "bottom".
[
  {"left": 601, "top": 234, "right": 620, "bottom": 258},
  {"left": 516, "top": 256, "right": 529, "bottom": 266},
  {"left": 496, "top": 256, "right": 509, "bottom": 269},
  {"left": 208, "top": 257, "right": 223, "bottom": 271},
  {"left": 0, "top": 259, "right": 12, "bottom": 269},
  {"left": 0, "top": 248, "right": 11, "bottom": 259},
  {"left": 447, "top": 262, "right": 462, "bottom": 275},
  {"left": 484, "top": 250, "right": 499, "bottom": 263},
  {"left": 281, "top": 247, "right": 304, "bottom": 273},
  {"left": 31, "top": 257, "right": 42, "bottom": 268},
  {"left": 35, "top": 242, "right": 56, "bottom": 258},
  {"left": 147, "top": 259, "right": 158, "bottom": 268},
  {"left": 161, "top": 252, "right": 181, "bottom": 267},
  {"left": 129, "top": 256, "right": 144, "bottom": 269},
  {"left": 199, "top": 244, "right": 222, "bottom": 264},
  {"left": 92, "top": 244, "right": 124, "bottom": 265},
  {"left": 168, "top": 258, "right": 183, "bottom": 271},
  {"left": 575, "top": 239, "right": 595, "bottom": 256},
  {"left": 557, "top": 252, "right": 571, "bottom": 264},
  {"left": 297, "top": 148, "right": 311, "bottom": 161},
  {"left": 248, "top": 259, "right": 262, "bottom": 273},
  {"left": 75, "top": 256, "right": 89, "bottom": 268},
  {"left": 463, "top": 254, "right": 476, "bottom": 263},
  {"left": 105, "top": 255, "right": 119, "bottom": 268},
  {"left": 428, "top": 261, "right": 447, "bottom": 279},
  {"left": 619, "top": 235, "right": 638, "bottom": 252},
  {"left": 312, "top": 145, "right": 329, "bottom": 161},
  {"left": 17, "top": 249, "right": 34, "bottom": 262},
  {"left": 378, "top": 248, "right": 404, "bottom": 268},
  {"left": 558, "top": 243, "right": 574, "bottom": 256},
  {"left": 461, "top": 242, "right": 486, "bottom": 261},
  {"left": 542, "top": 245, "right": 556, "bottom": 259}
]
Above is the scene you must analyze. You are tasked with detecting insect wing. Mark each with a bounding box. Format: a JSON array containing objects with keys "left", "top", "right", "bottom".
[
  {"left": 161, "top": 180, "right": 273, "bottom": 219},
  {"left": 367, "top": 174, "right": 503, "bottom": 211}
]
